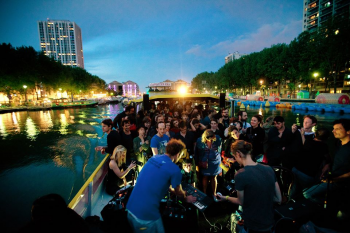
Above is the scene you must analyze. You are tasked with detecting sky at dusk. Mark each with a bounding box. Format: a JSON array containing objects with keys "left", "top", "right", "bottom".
[{"left": 0, "top": 0, "right": 303, "bottom": 92}]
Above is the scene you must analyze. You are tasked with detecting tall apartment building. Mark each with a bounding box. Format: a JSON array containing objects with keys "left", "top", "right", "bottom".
[
  {"left": 225, "top": 51, "right": 247, "bottom": 64},
  {"left": 303, "top": 0, "right": 350, "bottom": 32},
  {"left": 38, "top": 20, "right": 84, "bottom": 68}
]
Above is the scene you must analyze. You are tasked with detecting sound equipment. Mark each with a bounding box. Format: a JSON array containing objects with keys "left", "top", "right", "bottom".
[
  {"left": 220, "top": 93, "right": 226, "bottom": 108},
  {"left": 274, "top": 199, "right": 322, "bottom": 233},
  {"left": 160, "top": 194, "right": 199, "bottom": 232},
  {"left": 143, "top": 94, "right": 149, "bottom": 111},
  {"left": 182, "top": 183, "right": 213, "bottom": 212}
]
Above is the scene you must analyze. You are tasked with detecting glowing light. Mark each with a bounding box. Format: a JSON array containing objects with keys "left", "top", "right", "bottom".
[{"left": 178, "top": 86, "right": 187, "bottom": 95}]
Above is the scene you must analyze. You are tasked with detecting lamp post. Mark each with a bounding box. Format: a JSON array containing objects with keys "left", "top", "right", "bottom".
[
  {"left": 313, "top": 72, "right": 319, "bottom": 92},
  {"left": 260, "top": 80, "right": 264, "bottom": 96},
  {"left": 23, "top": 85, "right": 27, "bottom": 102}
]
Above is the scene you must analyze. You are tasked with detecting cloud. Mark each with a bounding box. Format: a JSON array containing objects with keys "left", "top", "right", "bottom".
[{"left": 185, "top": 20, "right": 302, "bottom": 58}]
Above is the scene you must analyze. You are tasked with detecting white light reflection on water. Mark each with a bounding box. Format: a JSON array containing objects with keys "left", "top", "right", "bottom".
[
  {"left": 25, "top": 117, "right": 39, "bottom": 140},
  {"left": 59, "top": 113, "right": 69, "bottom": 135},
  {"left": 0, "top": 114, "right": 8, "bottom": 138},
  {"left": 39, "top": 111, "right": 53, "bottom": 130}
]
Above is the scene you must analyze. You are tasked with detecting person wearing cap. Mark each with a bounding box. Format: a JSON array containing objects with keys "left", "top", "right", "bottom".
[{"left": 266, "top": 116, "right": 293, "bottom": 167}]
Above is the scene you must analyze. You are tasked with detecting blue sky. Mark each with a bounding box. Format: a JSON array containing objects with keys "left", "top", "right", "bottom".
[{"left": 0, "top": 0, "right": 303, "bottom": 92}]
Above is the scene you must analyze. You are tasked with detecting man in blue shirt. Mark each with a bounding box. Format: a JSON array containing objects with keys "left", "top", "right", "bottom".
[
  {"left": 151, "top": 122, "right": 169, "bottom": 155},
  {"left": 126, "top": 139, "right": 197, "bottom": 233}
]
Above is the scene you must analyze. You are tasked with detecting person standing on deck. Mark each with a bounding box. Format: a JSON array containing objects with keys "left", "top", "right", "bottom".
[
  {"left": 126, "top": 139, "right": 196, "bottom": 233},
  {"left": 95, "top": 119, "right": 121, "bottom": 155},
  {"left": 151, "top": 122, "right": 169, "bottom": 156}
]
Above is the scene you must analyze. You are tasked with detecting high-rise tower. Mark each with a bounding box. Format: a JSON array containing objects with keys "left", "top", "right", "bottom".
[
  {"left": 38, "top": 20, "right": 84, "bottom": 68},
  {"left": 303, "top": 0, "right": 350, "bottom": 32}
]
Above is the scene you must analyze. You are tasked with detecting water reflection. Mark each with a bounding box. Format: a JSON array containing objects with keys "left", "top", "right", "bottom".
[
  {"left": 0, "top": 114, "right": 8, "bottom": 137},
  {"left": 25, "top": 117, "right": 39, "bottom": 140},
  {"left": 59, "top": 113, "right": 69, "bottom": 135}
]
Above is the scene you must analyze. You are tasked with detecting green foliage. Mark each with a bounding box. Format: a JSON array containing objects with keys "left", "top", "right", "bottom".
[
  {"left": 0, "top": 43, "right": 106, "bottom": 99},
  {"left": 191, "top": 16, "right": 350, "bottom": 93}
]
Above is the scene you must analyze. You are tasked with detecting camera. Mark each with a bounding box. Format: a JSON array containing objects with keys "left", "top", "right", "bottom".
[{"left": 132, "top": 160, "right": 143, "bottom": 166}]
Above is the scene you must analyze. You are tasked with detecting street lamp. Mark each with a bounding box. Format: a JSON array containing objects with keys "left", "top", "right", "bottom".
[
  {"left": 312, "top": 72, "right": 319, "bottom": 92},
  {"left": 23, "top": 85, "right": 27, "bottom": 102}
]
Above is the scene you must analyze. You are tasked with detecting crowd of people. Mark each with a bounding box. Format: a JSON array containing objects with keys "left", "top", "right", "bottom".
[{"left": 93, "top": 101, "right": 350, "bottom": 233}]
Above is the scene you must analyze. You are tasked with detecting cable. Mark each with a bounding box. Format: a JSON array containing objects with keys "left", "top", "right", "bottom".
[{"left": 201, "top": 211, "right": 222, "bottom": 232}]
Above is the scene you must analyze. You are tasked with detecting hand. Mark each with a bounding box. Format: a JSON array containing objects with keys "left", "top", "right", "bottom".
[
  {"left": 320, "top": 164, "right": 330, "bottom": 179},
  {"left": 101, "top": 148, "right": 106, "bottom": 154},
  {"left": 300, "top": 128, "right": 305, "bottom": 135},
  {"left": 215, "top": 193, "right": 226, "bottom": 202},
  {"left": 95, "top": 146, "right": 103, "bottom": 151},
  {"left": 145, "top": 140, "right": 149, "bottom": 145},
  {"left": 186, "top": 195, "right": 197, "bottom": 203},
  {"left": 219, "top": 118, "right": 223, "bottom": 124},
  {"left": 291, "top": 124, "right": 297, "bottom": 133},
  {"left": 128, "top": 161, "right": 136, "bottom": 170}
]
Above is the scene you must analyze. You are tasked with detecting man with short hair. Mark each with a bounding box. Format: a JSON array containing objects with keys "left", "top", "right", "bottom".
[
  {"left": 304, "top": 119, "right": 350, "bottom": 207},
  {"left": 201, "top": 109, "right": 216, "bottom": 127},
  {"left": 266, "top": 116, "right": 293, "bottom": 167},
  {"left": 126, "top": 139, "right": 197, "bottom": 233},
  {"left": 151, "top": 122, "right": 170, "bottom": 155},
  {"left": 218, "top": 108, "right": 230, "bottom": 132},
  {"left": 149, "top": 114, "right": 165, "bottom": 138},
  {"left": 120, "top": 119, "right": 135, "bottom": 163},
  {"left": 237, "top": 111, "right": 251, "bottom": 133},
  {"left": 113, "top": 105, "right": 135, "bottom": 130}
]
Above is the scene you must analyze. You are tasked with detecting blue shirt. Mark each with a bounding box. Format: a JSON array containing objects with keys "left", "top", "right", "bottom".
[
  {"left": 126, "top": 155, "right": 182, "bottom": 220},
  {"left": 150, "top": 134, "right": 170, "bottom": 155}
]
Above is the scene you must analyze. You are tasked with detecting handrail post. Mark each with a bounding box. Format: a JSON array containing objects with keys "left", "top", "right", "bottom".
[
  {"left": 230, "top": 100, "right": 235, "bottom": 118},
  {"left": 87, "top": 181, "right": 93, "bottom": 216}
]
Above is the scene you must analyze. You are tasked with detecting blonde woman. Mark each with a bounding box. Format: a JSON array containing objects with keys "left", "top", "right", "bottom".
[
  {"left": 195, "top": 129, "right": 222, "bottom": 197},
  {"left": 106, "top": 145, "right": 136, "bottom": 195}
]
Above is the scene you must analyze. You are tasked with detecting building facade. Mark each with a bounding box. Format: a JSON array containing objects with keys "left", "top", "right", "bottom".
[
  {"left": 303, "top": 0, "right": 350, "bottom": 32},
  {"left": 148, "top": 79, "right": 190, "bottom": 91},
  {"left": 108, "top": 81, "right": 123, "bottom": 94},
  {"left": 122, "top": 81, "right": 140, "bottom": 97},
  {"left": 38, "top": 20, "right": 84, "bottom": 68},
  {"left": 225, "top": 51, "right": 247, "bottom": 64}
]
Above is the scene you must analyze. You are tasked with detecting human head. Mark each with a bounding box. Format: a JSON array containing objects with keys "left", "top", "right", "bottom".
[
  {"left": 156, "top": 114, "right": 165, "bottom": 123},
  {"left": 101, "top": 119, "right": 113, "bottom": 133},
  {"left": 237, "top": 111, "right": 248, "bottom": 122},
  {"left": 221, "top": 108, "right": 229, "bottom": 119},
  {"left": 315, "top": 128, "right": 330, "bottom": 142},
  {"left": 201, "top": 129, "right": 216, "bottom": 143},
  {"left": 303, "top": 115, "right": 317, "bottom": 130},
  {"left": 251, "top": 114, "right": 262, "bottom": 128},
  {"left": 179, "top": 121, "right": 187, "bottom": 133},
  {"left": 181, "top": 113, "right": 188, "bottom": 121},
  {"left": 192, "top": 119, "right": 200, "bottom": 129},
  {"left": 233, "top": 120, "right": 242, "bottom": 131},
  {"left": 210, "top": 118, "right": 218, "bottom": 130},
  {"left": 156, "top": 122, "right": 166, "bottom": 137},
  {"left": 171, "top": 118, "right": 179, "bottom": 128},
  {"left": 121, "top": 119, "right": 131, "bottom": 131},
  {"left": 185, "top": 103, "right": 192, "bottom": 112},
  {"left": 182, "top": 159, "right": 193, "bottom": 173},
  {"left": 142, "top": 116, "right": 151, "bottom": 129},
  {"left": 137, "top": 126, "right": 146, "bottom": 137},
  {"left": 273, "top": 116, "right": 285, "bottom": 130},
  {"left": 31, "top": 193, "right": 67, "bottom": 221},
  {"left": 165, "top": 121, "right": 171, "bottom": 130},
  {"left": 125, "top": 105, "right": 135, "bottom": 115},
  {"left": 173, "top": 111, "right": 179, "bottom": 118},
  {"left": 166, "top": 139, "right": 186, "bottom": 163},
  {"left": 332, "top": 119, "right": 350, "bottom": 141},
  {"left": 191, "top": 112, "right": 201, "bottom": 120},
  {"left": 230, "top": 140, "right": 253, "bottom": 165},
  {"left": 110, "top": 145, "right": 127, "bottom": 166},
  {"left": 228, "top": 126, "right": 240, "bottom": 139}
]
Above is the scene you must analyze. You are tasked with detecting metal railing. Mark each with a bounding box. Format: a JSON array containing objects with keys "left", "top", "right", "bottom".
[{"left": 68, "top": 154, "right": 110, "bottom": 217}]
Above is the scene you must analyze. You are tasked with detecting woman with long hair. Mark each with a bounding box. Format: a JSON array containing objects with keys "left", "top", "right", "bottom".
[
  {"left": 216, "top": 140, "right": 281, "bottom": 232},
  {"left": 106, "top": 145, "right": 136, "bottom": 195},
  {"left": 195, "top": 129, "right": 222, "bottom": 197}
]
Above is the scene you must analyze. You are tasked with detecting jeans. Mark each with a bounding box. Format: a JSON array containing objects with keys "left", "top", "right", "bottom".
[
  {"left": 127, "top": 211, "right": 165, "bottom": 233},
  {"left": 303, "top": 181, "right": 343, "bottom": 205},
  {"left": 290, "top": 167, "right": 317, "bottom": 200}
]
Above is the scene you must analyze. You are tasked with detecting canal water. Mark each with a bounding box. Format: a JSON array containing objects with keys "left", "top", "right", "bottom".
[{"left": 1, "top": 103, "right": 350, "bottom": 231}]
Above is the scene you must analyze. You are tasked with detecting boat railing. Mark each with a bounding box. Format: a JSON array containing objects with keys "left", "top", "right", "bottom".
[{"left": 68, "top": 153, "right": 110, "bottom": 218}]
